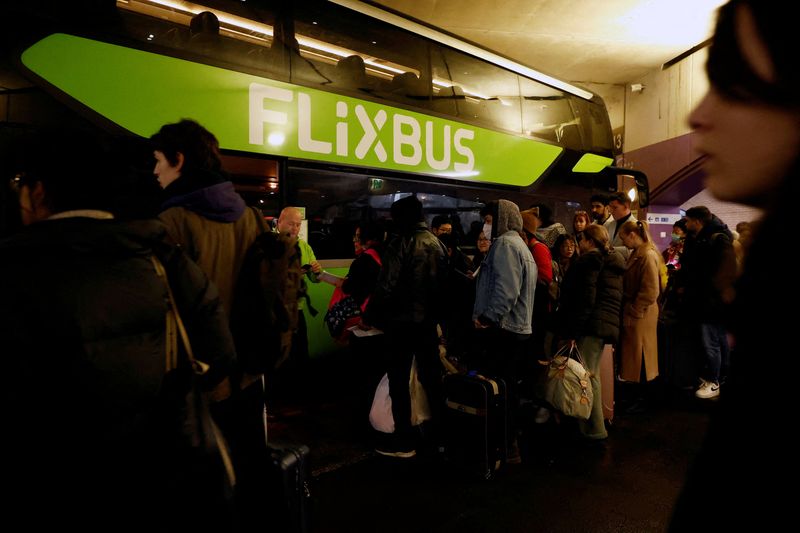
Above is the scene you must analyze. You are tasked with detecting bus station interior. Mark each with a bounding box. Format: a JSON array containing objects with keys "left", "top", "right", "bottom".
[{"left": 0, "top": 1, "right": 766, "bottom": 531}]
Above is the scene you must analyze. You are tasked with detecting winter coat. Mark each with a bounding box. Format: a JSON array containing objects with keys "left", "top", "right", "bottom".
[
  {"left": 473, "top": 199, "right": 537, "bottom": 335},
  {"left": 619, "top": 245, "right": 661, "bottom": 382},
  {"left": 675, "top": 216, "right": 736, "bottom": 322},
  {"left": 0, "top": 216, "right": 236, "bottom": 528},
  {"left": 557, "top": 248, "right": 625, "bottom": 342},
  {"left": 159, "top": 176, "right": 260, "bottom": 314},
  {"left": 364, "top": 222, "right": 448, "bottom": 328}
]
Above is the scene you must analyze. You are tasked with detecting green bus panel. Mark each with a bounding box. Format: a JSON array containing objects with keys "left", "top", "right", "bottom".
[{"left": 22, "top": 33, "right": 569, "bottom": 187}]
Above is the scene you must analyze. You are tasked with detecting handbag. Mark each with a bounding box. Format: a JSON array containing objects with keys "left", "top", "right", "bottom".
[
  {"left": 538, "top": 344, "right": 593, "bottom": 420},
  {"left": 324, "top": 248, "right": 382, "bottom": 342},
  {"left": 149, "top": 255, "right": 237, "bottom": 491},
  {"left": 324, "top": 293, "right": 363, "bottom": 340},
  {"left": 369, "top": 358, "right": 431, "bottom": 433}
]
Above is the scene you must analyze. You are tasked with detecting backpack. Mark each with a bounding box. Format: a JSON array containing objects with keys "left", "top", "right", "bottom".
[{"left": 229, "top": 208, "right": 303, "bottom": 374}]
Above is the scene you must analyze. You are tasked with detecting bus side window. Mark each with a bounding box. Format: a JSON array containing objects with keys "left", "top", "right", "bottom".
[{"left": 391, "top": 72, "right": 428, "bottom": 100}]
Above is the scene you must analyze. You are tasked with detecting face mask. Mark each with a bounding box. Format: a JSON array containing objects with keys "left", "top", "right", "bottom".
[
  {"left": 483, "top": 223, "right": 492, "bottom": 241},
  {"left": 671, "top": 233, "right": 682, "bottom": 243}
]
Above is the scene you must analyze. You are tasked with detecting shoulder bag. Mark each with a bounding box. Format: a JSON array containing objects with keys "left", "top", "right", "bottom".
[{"left": 537, "top": 344, "right": 593, "bottom": 420}]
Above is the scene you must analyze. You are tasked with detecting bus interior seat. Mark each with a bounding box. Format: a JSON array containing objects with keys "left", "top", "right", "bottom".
[
  {"left": 390, "top": 72, "right": 428, "bottom": 99},
  {"left": 188, "top": 11, "right": 220, "bottom": 52},
  {"left": 335, "top": 55, "right": 370, "bottom": 91}
]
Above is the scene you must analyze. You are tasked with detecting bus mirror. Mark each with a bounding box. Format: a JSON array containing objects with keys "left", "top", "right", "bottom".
[
  {"left": 634, "top": 173, "right": 649, "bottom": 208},
  {"left": 607, "top": 166, "right": 650, "bottom": 208}
]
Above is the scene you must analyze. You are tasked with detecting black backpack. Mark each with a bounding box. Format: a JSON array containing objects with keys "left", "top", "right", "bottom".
[{"left": 229, "top": 209, "right": 303, "bottom": 374}]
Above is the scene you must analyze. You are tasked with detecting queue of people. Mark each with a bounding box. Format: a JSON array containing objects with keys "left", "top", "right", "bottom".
[{"left": 2, "top": 0, "right": 789, "bottom": 520}]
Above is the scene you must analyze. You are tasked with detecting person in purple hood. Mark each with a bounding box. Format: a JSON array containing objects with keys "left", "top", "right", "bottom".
[
  {"left": 152, "top": 119, "right": 269, "bottom": 523},
  {"left": 152, "top": 119, "right": 265, "bottom": 314}
]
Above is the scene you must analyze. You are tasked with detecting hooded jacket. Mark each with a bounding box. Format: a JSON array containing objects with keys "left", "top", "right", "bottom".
[
  {"left": 364, "top": 211, "right": 448, "bottom": 328},
  {"left": 675, "top": 215, "right": 736, "bottom": 321},
  {"left": 159, "top": 169, "right": 260, "bottom": 313},
  {"left": 473, "top": 199, "right": 537, "bottom": 335}
]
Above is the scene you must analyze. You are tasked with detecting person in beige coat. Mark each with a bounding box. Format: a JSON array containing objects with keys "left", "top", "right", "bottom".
[{"left": 618, "top": 219, "right": 663, "bottom": 413}]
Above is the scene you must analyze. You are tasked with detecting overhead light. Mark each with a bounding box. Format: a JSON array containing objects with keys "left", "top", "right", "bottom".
[{"left": 631, "top": 83, "right": 645, "bottom": 93}]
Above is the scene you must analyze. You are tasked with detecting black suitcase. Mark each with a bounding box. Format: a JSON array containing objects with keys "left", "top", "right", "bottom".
[
  {"left": 442, "top": 372, "right": 508, "bottom": 480},
  {"left": 266, "top": 441, "right": 312, "bottom": 533}
]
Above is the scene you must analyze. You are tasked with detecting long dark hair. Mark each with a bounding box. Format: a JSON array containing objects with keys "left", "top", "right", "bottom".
[{"left": 708, "top": 1, "right": 798, "bottom": 108}]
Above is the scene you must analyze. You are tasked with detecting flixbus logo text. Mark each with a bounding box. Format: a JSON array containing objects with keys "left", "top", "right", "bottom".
[{"left": 248, "top": 82, "right": 475, "bottom": 173}]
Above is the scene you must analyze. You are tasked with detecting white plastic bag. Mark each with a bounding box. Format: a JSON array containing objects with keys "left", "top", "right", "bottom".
[{"left": 369, "top": 358, "right": 431, "bottom": 433}]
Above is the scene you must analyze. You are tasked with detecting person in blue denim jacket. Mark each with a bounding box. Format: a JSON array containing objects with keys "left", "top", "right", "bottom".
[{"left": 472, "top": 199, "right": 537, "bottom": 463}]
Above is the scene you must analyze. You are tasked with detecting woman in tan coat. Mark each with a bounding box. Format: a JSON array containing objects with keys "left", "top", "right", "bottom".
[{"left": 618, "top": 220, "right": 663, "bottom": 413}]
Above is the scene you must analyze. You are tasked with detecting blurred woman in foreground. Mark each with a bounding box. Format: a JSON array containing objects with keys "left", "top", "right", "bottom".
[{"left": 671, "top": 0, "right": 800, "bottom": 528}]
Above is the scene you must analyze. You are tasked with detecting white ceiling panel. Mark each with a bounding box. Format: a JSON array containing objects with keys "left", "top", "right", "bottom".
[{"left": 371, "top": 0, "right": 726, "bottom": 85}]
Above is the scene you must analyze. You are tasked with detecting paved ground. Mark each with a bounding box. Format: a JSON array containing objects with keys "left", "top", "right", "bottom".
[{"left": 270, "top": 363, "right": 712, "bottom": 533}]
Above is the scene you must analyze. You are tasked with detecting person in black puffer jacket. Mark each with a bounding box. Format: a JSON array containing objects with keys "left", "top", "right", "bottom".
[{"left": 555, "top": 223, "right": 625, "bottom": 441}]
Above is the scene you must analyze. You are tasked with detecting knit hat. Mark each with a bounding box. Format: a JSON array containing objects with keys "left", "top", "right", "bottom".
[{"left": 520, "top": 208, "right": 540, "bottom": 235}]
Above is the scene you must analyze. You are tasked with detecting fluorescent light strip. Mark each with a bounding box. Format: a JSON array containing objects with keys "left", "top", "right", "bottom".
[
  {"left": 330, "top": 0, "right": 594, "bottom": 101},
  {"left": 132, "top": 1, "right": 410, "bottom": 79},
  {"left": 126, "top": 1, "right": 489, "bottom": 98}
]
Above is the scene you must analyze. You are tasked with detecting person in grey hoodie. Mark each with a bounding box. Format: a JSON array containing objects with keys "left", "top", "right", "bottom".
[{"left": 473, "top": 199, "right": 537, "bottom": 463}]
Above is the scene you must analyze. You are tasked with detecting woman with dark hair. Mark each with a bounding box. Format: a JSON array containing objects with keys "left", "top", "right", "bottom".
[
  {"left": 551, "top": 233, "right": 578, "bottom": 284},
  {"left": 572, "top": 210, "right": 591, "bottom": 243},
  {"left": 671, "top": 1, "right": 800, "bottom": 527},
  {"left": 326, "top": 220, "right": 385, "bottom": 343},
  {"left": 662, "top": 218, "right": 687, "bottom": 272},
  {"left": 554, "top": 224, "right": 625, "bottom": 441}
]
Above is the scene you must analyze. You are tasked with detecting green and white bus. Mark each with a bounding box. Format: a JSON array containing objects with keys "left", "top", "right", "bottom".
[{"left": 1, "top": 0, "right": 648, "bottom": 356}]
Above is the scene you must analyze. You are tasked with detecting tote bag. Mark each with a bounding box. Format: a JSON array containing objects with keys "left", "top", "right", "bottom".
[{"left": 538, "top": 344, "right": 593, "bottom": 420}]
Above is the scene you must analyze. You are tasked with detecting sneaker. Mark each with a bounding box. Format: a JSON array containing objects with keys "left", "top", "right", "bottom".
[
  {"left": 695, "top": 381, "right": 720, "bottom": 399},
  {"left": 375, "top": 446, "right": 416, "bottom": 458},
  {"left": 534, "top": 406, "right": 551, "bottom": 424}
]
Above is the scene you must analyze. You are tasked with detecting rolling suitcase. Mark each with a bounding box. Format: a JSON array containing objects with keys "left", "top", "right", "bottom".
[
  {"left": 263, "top": 378, "right": 312, "bottom": 533},
  {"left": 442, "top": 372, "right": 507, "bottom": 480},
  {"left": 266, "top": 440, "right": 312, "bottom": 533}
]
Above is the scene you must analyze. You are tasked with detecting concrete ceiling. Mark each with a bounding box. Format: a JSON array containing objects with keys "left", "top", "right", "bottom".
[{"left": 371, "top": 0, "right": 726, "bottom": 86}]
